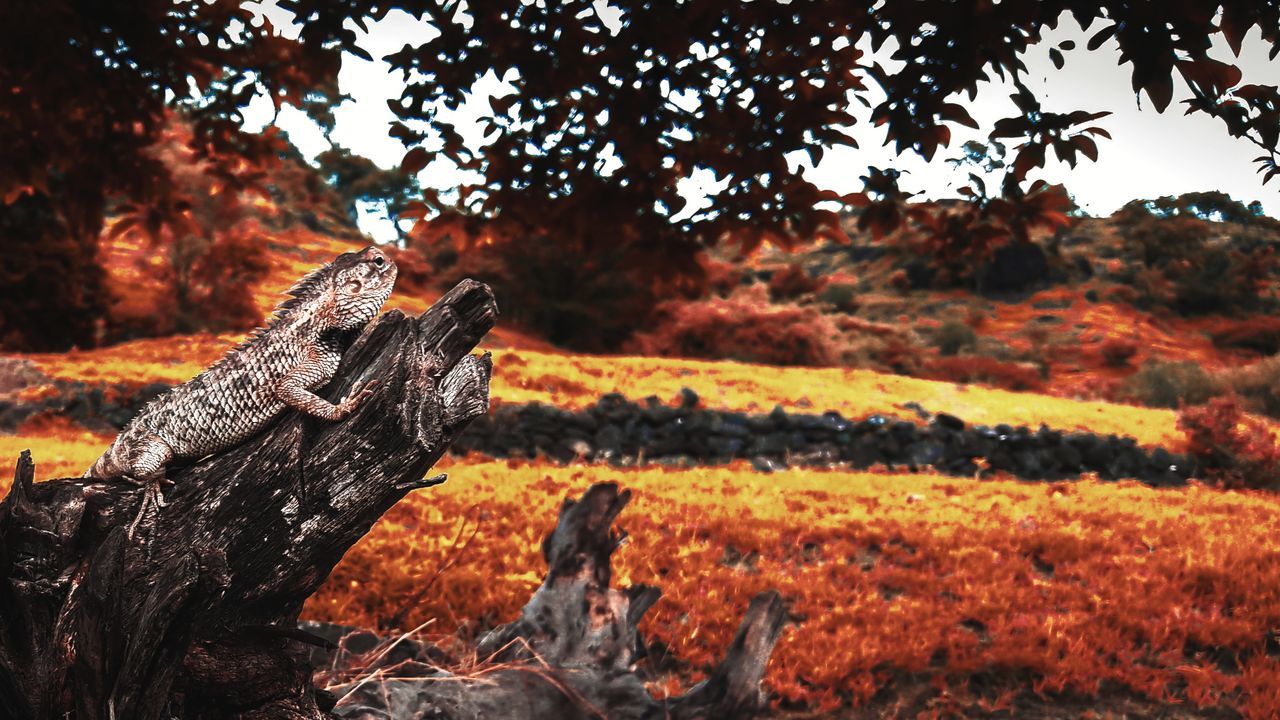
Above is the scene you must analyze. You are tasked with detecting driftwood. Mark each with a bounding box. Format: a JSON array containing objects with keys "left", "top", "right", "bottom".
[
  {"left": 327, "top": 483, "right": 786, "bottom": 720},
  {"left": 0, "top": 280, "right": 496, "bottom": 719},
  {"left": 0, "top": 278, "right": 786, "bottom": 720}
]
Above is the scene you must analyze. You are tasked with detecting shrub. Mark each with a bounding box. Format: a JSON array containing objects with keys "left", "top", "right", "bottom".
[
  {"left": 816, "top": 282, "right": 859, "bottom": 312},
  {"left": 420, "top": 228, "right": 668, "bottom": 351},
  {"left": 1098, "top": 338, "right": 1139, "bottom": 368},
  {"left": 384, "top": 244, "right": 435, "bottom": 298},
  {"left": 179, "top": 232, "right": 271, "bottom": 333},
  {"left": 833, "top": 315, "right": 926, "bottom": 374},
  {"left": 1178, "top": 396, "right": 1280, "bottom": 490},
  {"left": 1114, "top": 208, "right": 1278, "bottom": 316},
  {"left": 767, "top": 263, "right": 823, "bottom": 301},
  {"left": 1122, "top": 360, "right": 1221, "bottom": 409},
  {"left": 1119, "top": 213, "right": 1209, "bottom": 268},
  {"left": 626, "top": 286, "right": 845, "bottom": 366},
  {"left": 700, "top": 255, "right": 745, "bottom": 297},
  {"left": 627, "top": 285, "right": 925, "bottom": 371},
  {"left": 931, "top": 320, "right": 978, "bottom": 356},
  {"left": 919, "top": 355, "right": 1045, "bottom": 392},
  {"left": 1219, "top": 356, "right": 1280, "bottom": 419}
]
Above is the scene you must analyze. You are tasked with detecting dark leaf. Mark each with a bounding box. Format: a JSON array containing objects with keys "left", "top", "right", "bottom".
[
  {"left": 400, "top": 147, "right": 431, "bottom": 175},
  {"left": 1087, "top": 25, "right": 1116, "bottom": 51}
]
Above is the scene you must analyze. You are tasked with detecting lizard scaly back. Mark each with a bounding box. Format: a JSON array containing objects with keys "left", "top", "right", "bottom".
[{"left": 86, "top": 244, "right": 398, "bottom": 492}]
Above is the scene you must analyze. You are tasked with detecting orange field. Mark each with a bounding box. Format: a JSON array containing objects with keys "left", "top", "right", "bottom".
[
  {"left": 6, "top": 429, "right": 1280, "bottom": 717},
  {"left": 323, "top": 461, "right": 1280, "bottom": 716}
]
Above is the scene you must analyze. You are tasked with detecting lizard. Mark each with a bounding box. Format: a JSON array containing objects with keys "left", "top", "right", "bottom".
[{"left": 84, "top": 244, "right": 398, "bottom": 540}]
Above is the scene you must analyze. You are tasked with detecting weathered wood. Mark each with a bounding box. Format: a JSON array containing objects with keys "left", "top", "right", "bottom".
[
  {"left": 329, "top": 483, "right": 787, "bottom": 720},
  {"left": 0, "top": 279, "right": 497, "bottom": 719}
]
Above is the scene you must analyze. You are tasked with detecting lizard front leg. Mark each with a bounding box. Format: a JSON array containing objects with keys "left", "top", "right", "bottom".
[
  {"left": 275, "top": 358, "right": 376, "bottom": 422},
  {"left": 118, "top": 434, "right": 175, "bottom": 541}
]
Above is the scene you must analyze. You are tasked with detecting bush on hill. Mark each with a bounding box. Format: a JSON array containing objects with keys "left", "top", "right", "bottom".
[
  {"left": 1122, "top": 360, "right": 1221, "bottom": 409},
  {"left": 1179, "top": 396, "right": 1280, "bottom": 490},
  {"left": 421, "top": 226, "right": 672, "bottom": 352},
  {"left": 1218, "top": 356, "right": 1280, "bottom": 420},
  {"left": 1115, "top": 205, "right": 1278, "bottom": 317},
  {"left": 931, "top": 320, "right": 979, "bottom": 356},
  {"left": 626, "top": 285, "right": 924, "bottom": 371},
  {"left": 768, "top": 263, "right": 824, "bottom": 301}
]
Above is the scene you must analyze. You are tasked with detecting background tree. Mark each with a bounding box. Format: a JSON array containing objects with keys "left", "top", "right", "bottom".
[
  {"left": 316, "top": 148, "right": 421, "bottom": 245},
  {"left": 0, "top": 0, "right": 346, "bottom": 349}
]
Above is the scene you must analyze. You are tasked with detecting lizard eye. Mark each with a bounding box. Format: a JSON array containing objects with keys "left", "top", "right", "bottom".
[{"left": 373, "top": 255, "right": 385, "bottom": 267}]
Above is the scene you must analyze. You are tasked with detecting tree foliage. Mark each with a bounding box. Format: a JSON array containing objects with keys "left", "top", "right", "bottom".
[
  {"left": 377, "top": 1, "right": 1280, "bottom": 249},
  {"left": 0, "top": 0, "right": 348, "bottom": 226},
  {"left": 0, "top": 0, "right": 343, "bottom": 348},
  {"left": 5, "top": 1, "right": 1280, "bottom": 347}
]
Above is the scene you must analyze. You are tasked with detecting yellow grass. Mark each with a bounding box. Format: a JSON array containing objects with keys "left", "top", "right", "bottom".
[
  {"left": 10, "top": 341, "right": 1183, "bottom": 448},
  {"left": 489, "top": 349, "right": 1182, "bottom": 447},
  {"left": 0, "top": 421, "right": 113, "bottom": 480}
]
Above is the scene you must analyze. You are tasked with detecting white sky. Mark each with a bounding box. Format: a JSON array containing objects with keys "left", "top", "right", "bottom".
[{"left": 240, "top": 4, "right": 1280, "bottom": 242}]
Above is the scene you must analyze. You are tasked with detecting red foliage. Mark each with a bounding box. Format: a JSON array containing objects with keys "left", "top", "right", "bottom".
[
  {"left": 1098, "top": 338, "right": 1139, "bottom": 367},
  {"left": 415, "top": 220, "right": 676, "bottom": 351},
  {"left": 187, "top": 234, "right": 272, "bottom": 331},
  {"left": 1178, "top": 396, "right": 1280, "bottom": 490},
  {"left": 626, "top": 286, "right": 923, "bottom": 371},
  {"left": 626, "top": 287, "right": 848, "bottom": 367},
  {"left": 767, "top": 263, "right": 824, "bottom": 300},
  {"left": 384, "top": 244, "right": 435, "bottom": 298},
  {"left": 920, "top": 355, "right": 1045, "bottom": 392},
  {"left": 700, "top": 255, "right": 744, "bottom": 297}
]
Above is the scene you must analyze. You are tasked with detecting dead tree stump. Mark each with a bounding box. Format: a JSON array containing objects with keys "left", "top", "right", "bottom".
[
  {"left": 327, "top": 483, "right": 787, "bottom": 720},
  {"left": 0, "top": 280, "right": 497, "bottom": 719}
]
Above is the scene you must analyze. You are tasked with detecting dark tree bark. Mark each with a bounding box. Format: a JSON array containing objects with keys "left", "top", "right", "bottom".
[
  {"left": 327, "top": 483, "right": 787, "bottom": 720},
  {"left": 0, "top": 280, "right": 497, "bottom": 719}
]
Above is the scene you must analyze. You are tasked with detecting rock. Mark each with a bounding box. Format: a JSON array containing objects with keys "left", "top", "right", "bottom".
[
  {"left": 594, "top": 424, "right": 624, "bottom": 456},
  {"left": 932, "top": 413, "right": 965, "bottom": 432},
  {"left": 678, "top": 387, "right": 700, "bottom": 409},
  {"left": 909, "top": 440, "right": 946, "bottom": 467},
  {"left": 751, "top": 456, "right": 786, "bottom": 473},
  {"left": 6, "top": 380, "right": 1196, "bottom": 489}
]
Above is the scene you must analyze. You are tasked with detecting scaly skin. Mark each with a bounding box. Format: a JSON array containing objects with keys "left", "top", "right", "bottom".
[{"left": 85, "top": 245, "right": 398, "bottom": 539}]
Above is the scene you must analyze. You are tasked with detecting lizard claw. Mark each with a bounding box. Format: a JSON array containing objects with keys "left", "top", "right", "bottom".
[
  {"left": 337, "top": 379, "right": 378, "bottom": 417},
  {"left": 126, "top": 477, "right": 169, "bottom": 541}
]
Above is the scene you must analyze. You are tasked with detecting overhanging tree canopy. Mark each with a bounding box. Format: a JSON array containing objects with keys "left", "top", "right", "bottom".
[{"left": 3, "top": 1, "right": 1280, "bottom": 339}]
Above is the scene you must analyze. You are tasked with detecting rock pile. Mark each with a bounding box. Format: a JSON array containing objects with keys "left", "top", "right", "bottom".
[
  {"left": 2, "top": 379, "right": 1194, "bottom": 486},
  {"left": 455, "top": 389, "right": 1194, "bottom": 486}
]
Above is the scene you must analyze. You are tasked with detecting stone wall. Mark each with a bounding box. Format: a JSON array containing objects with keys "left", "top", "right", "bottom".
[
  {"left": 1, "top": 377, "right": 1194, "bottom": 486},
  {"left": 455, "top": 390, "right": 1193, "bottom": 486}
]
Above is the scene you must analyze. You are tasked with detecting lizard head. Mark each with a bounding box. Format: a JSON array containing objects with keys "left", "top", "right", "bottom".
[{"left": 327, "top": 245, "right": 398, "bottom": 328}]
